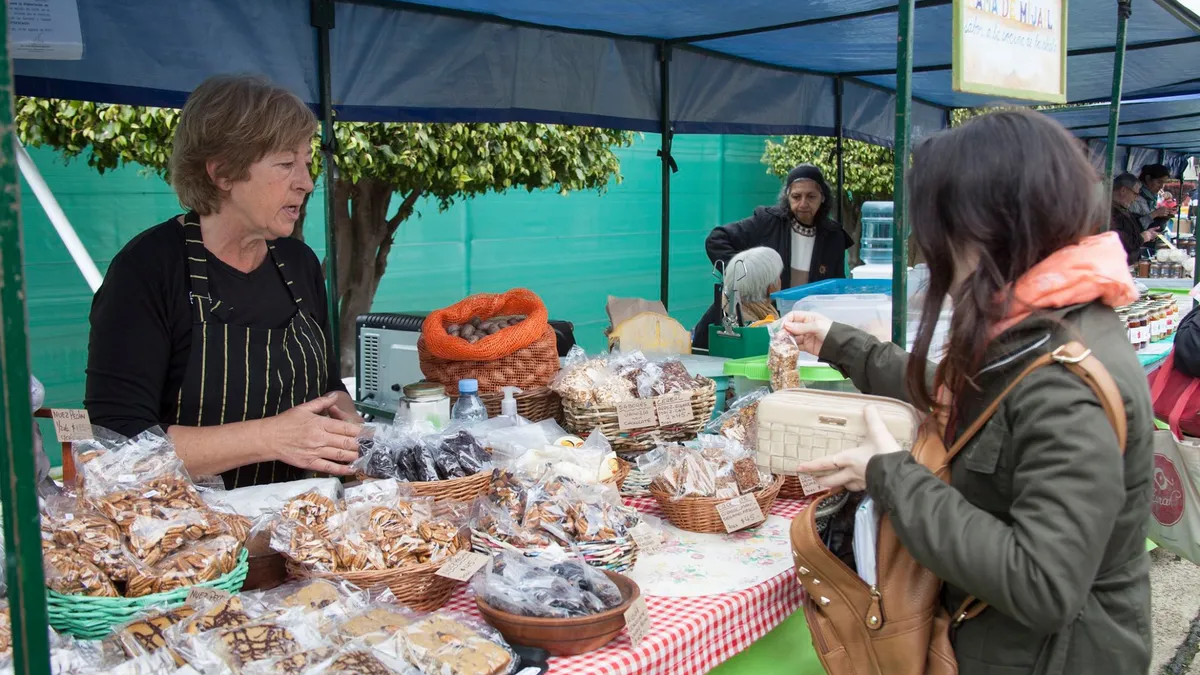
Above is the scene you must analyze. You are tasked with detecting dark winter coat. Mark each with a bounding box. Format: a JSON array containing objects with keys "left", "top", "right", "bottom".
[{"left": 823, "top": 302, "right": 1153, "bottom": 675}]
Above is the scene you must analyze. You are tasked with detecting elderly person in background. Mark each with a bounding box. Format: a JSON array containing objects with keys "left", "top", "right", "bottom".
[
  {"left": 85, "top": 75, "right": 362, "bottom": 489},
  {"left": 706, "top": 164, "right": 853, "bottom": 289},
  {"left": 692, "top": 247, "right": 784, "bottom": 351},
  {"left": 1111, "top": 172, "right": 1156, "bottom": 265}
]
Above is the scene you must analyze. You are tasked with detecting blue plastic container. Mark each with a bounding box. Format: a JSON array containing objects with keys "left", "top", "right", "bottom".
[
  {"left": 770, "top": 278, "right": 892, "bottom": 306},
  {"left": 860, "top": 201, "right": 894, "bottom": 265}
]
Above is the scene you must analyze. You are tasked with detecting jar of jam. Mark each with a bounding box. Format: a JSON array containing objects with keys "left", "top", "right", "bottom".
[
  {"left": 1133, "top": 310, "right": 1150, "bottom": 350},
  {"left": 1150, "top": 262, "right": 1161, "bottom": 279},
  {"left": 1137, "top": 259, "right": 1152, "bottom": 278}
]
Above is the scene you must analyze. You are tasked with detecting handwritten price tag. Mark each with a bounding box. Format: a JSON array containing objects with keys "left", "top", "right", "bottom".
[
  {"left": 436, "top": 551, "right": 490, "bottom": 581},
  {"left": 716, "top": 493, "right": 765, "bottom": 533},
  {"left": 624, "top": 596, "right": 651, "bottom": 648},
  {"left": 616, "top": 400, "right": 657, "bottom": 431},
  {"left": 186, "top": 586, "right": 230, "bottom": 605},
  {"left": 797, "top": 473, "right": 824, "bottom": 497},
  {"left": 629, "top": 523, "right": 664, "bottom": 556},
  {"left": 655, "top": 394, "right": 694, "bottom": 426},
  {"left": 50, "top": 409, "right": 92, "bottom": 443}
]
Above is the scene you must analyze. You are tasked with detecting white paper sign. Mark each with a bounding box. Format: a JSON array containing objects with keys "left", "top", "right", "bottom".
[
  {"left": 716, "top": 493, "right": 765, "bottom": 533},
  {"left": 435, "top": 551, "right": 490, "bottom": 581},
  {"left": 655, "top": 394, "right": 694, "bottom": 426},
  {"left": 50, "top": 408, "right": 91, "bottom": 442},
  {"left": 953, "top": 0, "right": 1065, "bottom": 103},
  {"left": 624, "top": 596, "right": 651, "bottom": 648},
  {"left": 629, "top": 523, "right": 664, "bottom": 556},
  {"left": 616, "top": 400, "right": 657, "bottom": 431},
  {"left": 9, "top": 0, "right": 82, "bottom": 60}
]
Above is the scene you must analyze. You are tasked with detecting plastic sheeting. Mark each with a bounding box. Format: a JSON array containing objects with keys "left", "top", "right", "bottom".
[{"left": 10, "top": 0, "right": 1200, "bottom": 145}]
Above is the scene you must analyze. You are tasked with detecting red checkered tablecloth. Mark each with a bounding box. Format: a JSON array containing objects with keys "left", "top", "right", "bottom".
[{"left": 445, "top": 497, "right": 813, "bottom": 675}]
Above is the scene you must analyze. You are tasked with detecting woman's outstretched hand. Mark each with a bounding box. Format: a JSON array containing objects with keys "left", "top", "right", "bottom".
[
  {"left": 794, "top": 405, "right": 902, "bottom": 492},
  {"left": 781, "top": 311, "right": 834, "bottom": 357}
]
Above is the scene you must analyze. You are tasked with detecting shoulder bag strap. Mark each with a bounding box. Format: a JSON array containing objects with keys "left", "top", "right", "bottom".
[{"left": 945, "top": 341, "right": 1129, "bottom": 627}]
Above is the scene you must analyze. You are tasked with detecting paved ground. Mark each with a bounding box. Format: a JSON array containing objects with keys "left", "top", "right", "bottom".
[{"left": 1151, "top": 548, "right": 1200, "bottom": 674}]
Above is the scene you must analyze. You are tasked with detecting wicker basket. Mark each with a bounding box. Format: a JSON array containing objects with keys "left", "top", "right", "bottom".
[
  {"left": 778, "top": 475, "right": 810, "bottom": 501},
  {"left": 353, "top": 470, "right": 491, "bottom": 503},
  {"left": 47, "top": 549, "right": 251, "bottom": 640},
  {"left": 649, "top": 476, "right": 784, "bottom": 534},
  {"left": 602, "top": 458, "right": 632, "bottom": 490},
  {"left": 419, "top": 329, "right": 560, "bottom": 395},
  {"left": 618, "top": 464, "right": 652, "bottom": 497},
  {"left": 471, "top": 530, "right": 639, "bottom": 573},
  {"left": 563, "top": 379, "right": 718, "bottom": 454},
  {"left": 449, "top": 386, "right": 562, "bottom": 424},
  {"left": 285, "top": 531, "right": 470, "bottom": 612}
]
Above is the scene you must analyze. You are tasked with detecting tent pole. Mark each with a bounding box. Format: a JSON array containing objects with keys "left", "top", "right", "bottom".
[
  {"left": 1104, "top": 0, "right": 1132, "bottom": 195},
  {"left": 312, "top": 0, "right": 341, "bottom": 364},
  {"left": 891, "top": 0, "right": 915, "bottom": 347},
  {"left": 0, "top": 0, "right": 52, "bottom": 671},
  {"left": 834, "top": 77, "right": 844, "bottom": 226},
  {"left": 658, "top": 43, "right": 673, "bottom": 309}
]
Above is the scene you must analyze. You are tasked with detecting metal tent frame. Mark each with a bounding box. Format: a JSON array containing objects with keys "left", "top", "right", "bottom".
[{"left": 3, "top": 2, "right": 1200, "bottom": 672}]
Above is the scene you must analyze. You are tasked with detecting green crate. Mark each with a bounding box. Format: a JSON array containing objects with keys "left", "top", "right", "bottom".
[
  {"left": 47, "top": 548, "right": 250, "bottom": 639},
  {"left": 707, "top": 325, "right": 772, "bottom": 360}
]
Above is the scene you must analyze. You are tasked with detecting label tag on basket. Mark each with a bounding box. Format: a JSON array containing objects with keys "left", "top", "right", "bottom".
[
  {"left": 186, "top": 586, "right": 231, "bottom": 605},
  {"left": 436, "top": 551, "right": 490, "bottom": 581},
  {"left": 50, "top": 408, "right": 92, "bottom": 443},
  {"left": 717, "top": 493, "right": 765, "bottom": 533},
  {"left": 629, "top": 523, "right": 665, "bottom": 556},
  {"left": 797, "top": 473, "right": 824, "bottom": 497},
  {"left": 655, "top": 394, "right": 694, "bottom": 426},
  {"left": 616, "top": 400, "right": 657, "bottom": 430},
  {"left": 624, "top": 596, "right": 651, "bottom": 648}
]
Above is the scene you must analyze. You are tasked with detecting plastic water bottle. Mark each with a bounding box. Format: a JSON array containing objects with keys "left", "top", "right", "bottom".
[
  {"left": 859, "top": 201, "right": 894, "bottom": 265},
  {"left": 451, "top": 379, "right": 489, "bottom": 422}
]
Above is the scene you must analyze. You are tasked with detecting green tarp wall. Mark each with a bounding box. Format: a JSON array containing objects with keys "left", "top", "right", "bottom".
[{"left": 23, "top": 134, "right": 782, "bottom": 463}]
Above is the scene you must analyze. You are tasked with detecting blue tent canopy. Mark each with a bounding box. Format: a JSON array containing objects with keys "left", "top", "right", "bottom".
[
  {"left": 1046, "top": 94, "right": 1200, "bottom": 173},
  {"left": 12, "top": 0, "right": 1200, "bottom": 146}
]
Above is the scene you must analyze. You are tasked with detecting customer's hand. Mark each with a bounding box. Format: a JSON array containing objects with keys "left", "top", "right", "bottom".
[
  {"left": 794, "top": 405, "right": 902, "bottom": 492},
  {"left": 781, "top": 311, "right": 834, "bottom": 357},
  {"left": 1143, "top": 228, "right": 1161, "bottom": 243},
  {"left": 263, "top": 393, "right": 363, "bottom": 476},
  {"left": 1153, "top": 207, "right": 1172, "bottom": 219}
]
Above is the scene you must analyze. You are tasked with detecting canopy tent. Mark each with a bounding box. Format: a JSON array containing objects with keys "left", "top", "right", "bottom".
[
  {"left": 12, "top": 1, "right": 1200, "bottom": 143},
  {"left": 1046, "top": 95, "right": 1200, "bottom": 171}
]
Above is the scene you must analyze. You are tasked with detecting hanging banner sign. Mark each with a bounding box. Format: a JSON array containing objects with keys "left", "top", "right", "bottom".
[{"left": 953, "top": 0, "right": 1068, "bottom": 103}]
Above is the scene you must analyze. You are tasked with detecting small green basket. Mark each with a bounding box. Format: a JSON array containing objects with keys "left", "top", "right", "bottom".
[{"left": 47, "top": 548, "right": 250, "bottom": 639}]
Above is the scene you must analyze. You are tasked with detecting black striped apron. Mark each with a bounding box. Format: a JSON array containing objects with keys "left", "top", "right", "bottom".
[{"left": 172, "top": 212, "right": 330, "bottom": 489}]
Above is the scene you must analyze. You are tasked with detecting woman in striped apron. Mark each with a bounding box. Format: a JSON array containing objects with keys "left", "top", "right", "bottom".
[{"left": 85, "top": 75, "right": 361, "bottom": 488}]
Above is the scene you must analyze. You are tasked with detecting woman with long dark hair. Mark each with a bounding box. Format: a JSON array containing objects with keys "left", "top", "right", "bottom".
[{"left": 784, "top": 109, "right": 1153, "bottom": 674}]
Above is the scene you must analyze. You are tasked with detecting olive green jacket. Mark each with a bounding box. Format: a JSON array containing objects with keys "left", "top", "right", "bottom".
[{"left": 820, "top": 302, "right": 1153, "bottom": 675}]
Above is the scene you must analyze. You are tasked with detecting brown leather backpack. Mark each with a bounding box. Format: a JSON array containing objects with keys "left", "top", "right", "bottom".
[{"left": 788, "top": 342, "right": 1128, "bottom": 674}]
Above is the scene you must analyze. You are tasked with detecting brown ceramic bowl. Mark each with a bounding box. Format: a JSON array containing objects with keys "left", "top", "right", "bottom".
[{"left": 475, "top": 570, "right": 641, "bottom": 656}]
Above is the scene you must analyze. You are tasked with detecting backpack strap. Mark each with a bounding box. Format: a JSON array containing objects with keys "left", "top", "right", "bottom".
[{"left": 942, "top": 341, "right": 1128, "bottom": 628}]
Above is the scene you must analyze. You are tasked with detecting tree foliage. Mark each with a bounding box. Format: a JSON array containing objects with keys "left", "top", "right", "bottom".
[{"left": 15, "top": 98, "right": 635, "bottom": 373}]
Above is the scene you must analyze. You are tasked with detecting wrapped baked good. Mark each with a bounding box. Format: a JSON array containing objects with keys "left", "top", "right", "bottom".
[
  {"left": 44, "top": 547, "right": 119, "bottom": 598},
  {"left": 194, "top": 616, "right": 312, "bottom": 672},
  {"left": 767, "top": 329, "right": 801, "bottom": 391},
  {"left": 332, "top": 606, "right": 415, "bottom": 645},
  {"left": 280, "top": 491, "right": 340, "bottom": 539},
  {"left": 309, "top": 647, "right": 405, "bottom": 675},
  {"left": 40, "top": 496, "right": 142, "bottom": 583},
  {"left": 243, "top": 647, "right": 339, "bottom": 675},
  {"left": 399, "top": 614, "right": 514, "bottom": 675},
  {"left": 642, "top": 436, "right": 768, "bottom": 500},
  {"left": 706, "top": 386, "right": 769, "bottom": 451},
  {"left": 115, "top": 606, "right": 197, "bottom": 658},
  {"left": 272, "top": 521, "right": 338, "bottom": 574},
  {"left": 474, "top": 470, "right": 639, "bottom": 548},
  {"left": 126, "top": 534, "right": 243, "bottom": 597},
  {"left": 473, "top": 550, "right": 624, "bottom": 618}
]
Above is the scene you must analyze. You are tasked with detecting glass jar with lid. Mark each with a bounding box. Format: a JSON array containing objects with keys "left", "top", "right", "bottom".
[{"left": 399, "top": 381, "right": 451, "bottom": 429}]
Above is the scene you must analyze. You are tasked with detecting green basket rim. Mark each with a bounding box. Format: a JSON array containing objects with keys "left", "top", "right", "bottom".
[{"left": 47, "top": 548, "right": 250, "bottom": 639}]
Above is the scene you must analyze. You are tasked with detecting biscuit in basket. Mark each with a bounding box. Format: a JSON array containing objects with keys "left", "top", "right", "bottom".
[{"left": 43, "top": 547, "right": 118, "bottom": 598}]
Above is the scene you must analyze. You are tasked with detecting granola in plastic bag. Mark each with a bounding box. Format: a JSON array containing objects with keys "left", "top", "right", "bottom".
[
  {"left": 767, "top": 326, "right": 801, "bottom": 391},
  {"left": 705, "top": 386, "right": 769, "bottom": 451},
  {"left": 642, "top": 438, "right": 767, "bottom": 500}
]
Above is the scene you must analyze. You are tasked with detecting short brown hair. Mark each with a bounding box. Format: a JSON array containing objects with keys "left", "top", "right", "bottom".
[{"left": 169, "top": 75, "right": 317, "bottom": 215}]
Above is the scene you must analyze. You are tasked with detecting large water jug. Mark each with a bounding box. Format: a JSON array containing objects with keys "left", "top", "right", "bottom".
[{"left": 860, "top": 201, "right": 894, "bottom": 265}]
